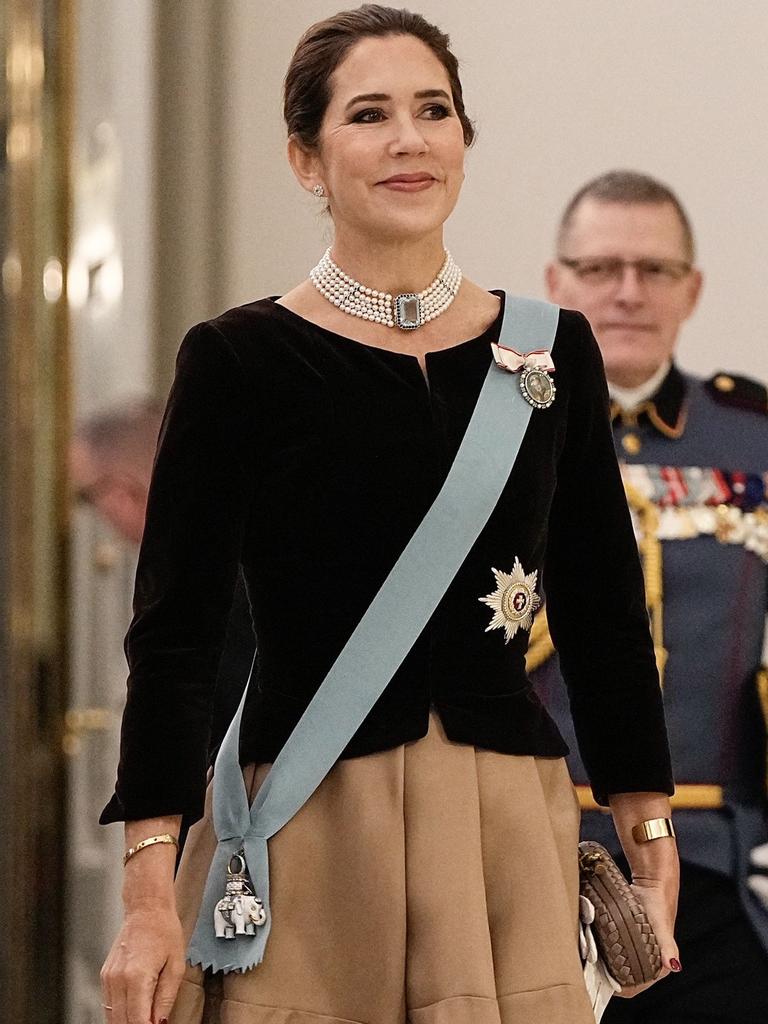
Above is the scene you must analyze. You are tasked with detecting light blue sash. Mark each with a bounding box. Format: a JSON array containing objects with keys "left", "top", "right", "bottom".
[{"left": 187, "top": 294, "right": 560, "bottom": 973}]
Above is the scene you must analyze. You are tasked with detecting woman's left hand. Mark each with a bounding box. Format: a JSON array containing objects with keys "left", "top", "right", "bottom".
[
  {"left": 607, "top": 791, "right": 681, "bottom": 998},
  {"left": 613, "top": 871, "right": 680, "bottom": 998}
]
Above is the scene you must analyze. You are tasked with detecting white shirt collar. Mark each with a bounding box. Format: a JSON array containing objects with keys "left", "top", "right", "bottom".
[{"left": 608, "top": 359, "right": 672, "bottom": 412}]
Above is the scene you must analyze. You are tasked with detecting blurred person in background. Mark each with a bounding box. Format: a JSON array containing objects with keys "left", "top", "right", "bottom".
[
  {"left": 71, "top": 398, "right": 166, "bottom": 545},
  {"left": 71, "top": 398, "right": 254, "bottom": 764},
  {"left": 533, "top": 169, "right": 768, "bottom": 1023}
]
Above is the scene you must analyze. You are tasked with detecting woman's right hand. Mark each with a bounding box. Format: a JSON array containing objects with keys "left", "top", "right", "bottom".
[
  {"left": 101, "top": 898, "right": 186, "bottom": 1024},
  {"left": 102, "top": 818, "right": 184, "bottom": 1024},
  {"left": 102, "top": 897, "right": 186, "bottom": 1024}
]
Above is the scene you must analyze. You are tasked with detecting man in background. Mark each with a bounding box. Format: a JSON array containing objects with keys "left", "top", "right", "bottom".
[
  {"left": 71, "top": 398, "right": 165, "bottom": 545},
  {"left": 531, "top": 170, "right": 768, "bottom": 1021},
  {"left": 71, "top": 398, "right": 254, "bottom": 765}
]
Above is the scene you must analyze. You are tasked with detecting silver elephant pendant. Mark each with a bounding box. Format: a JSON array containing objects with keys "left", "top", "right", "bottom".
[{"left": 214, "top": 851, "right": 267, "bottom": 940}]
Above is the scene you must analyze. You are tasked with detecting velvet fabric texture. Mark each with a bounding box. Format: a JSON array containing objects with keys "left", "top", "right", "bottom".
[{"left": 101, "top": 292, "right": 673, "bottom": 826}]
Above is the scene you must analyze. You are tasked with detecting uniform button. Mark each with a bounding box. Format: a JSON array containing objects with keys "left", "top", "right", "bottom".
[
  {"left": 713, "top": 374, "right": 735, "bottom": 392},
  {"left": 621, "top": 433, "right": 642, "bottom": 455}
]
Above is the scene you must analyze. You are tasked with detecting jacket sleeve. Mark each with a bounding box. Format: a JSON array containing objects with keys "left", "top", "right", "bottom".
[
  {"left": 100, "top": 322, "right": 256, "bottom": 825},
  {"left": 543, "top": 312, "right": 674, "bottom": 805}
]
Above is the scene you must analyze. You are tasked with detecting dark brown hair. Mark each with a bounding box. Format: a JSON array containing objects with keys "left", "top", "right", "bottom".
[
  {"left": 557, "top": 170, "right": 696, "bottom": 261},
  {"left": 283, "top": 4, "right": 475, "bottom": 151}
]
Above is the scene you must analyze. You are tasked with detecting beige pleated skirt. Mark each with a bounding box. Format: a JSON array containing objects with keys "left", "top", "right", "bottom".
[{"left": 171, "top": 712, "right": 594, "bottom": 1024}]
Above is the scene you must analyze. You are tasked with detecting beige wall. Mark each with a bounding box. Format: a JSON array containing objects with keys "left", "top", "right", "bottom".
[{"left": 214, "top": 0, "right": 768, "bottom": 383}]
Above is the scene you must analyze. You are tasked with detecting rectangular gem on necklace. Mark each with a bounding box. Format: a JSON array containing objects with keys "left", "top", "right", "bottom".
[{"left": 396, "top": 293, "right": 421, "bottom": 330}]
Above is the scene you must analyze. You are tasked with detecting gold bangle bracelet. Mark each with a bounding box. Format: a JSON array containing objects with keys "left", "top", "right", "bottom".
[
  {"left": 631, "top": 817, "right": 676, "bottom": 844},
  {"left": 123, "top": 832, "right": 179, "bottom": 866}
]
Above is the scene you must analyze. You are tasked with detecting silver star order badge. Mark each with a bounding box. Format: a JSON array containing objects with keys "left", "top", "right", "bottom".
[{"left": 479, "top": 558, "right": 541, "bottom": 643}]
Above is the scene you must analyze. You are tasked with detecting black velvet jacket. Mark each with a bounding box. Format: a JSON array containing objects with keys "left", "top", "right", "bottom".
[{"left": 101, "top": 292, "right": 673, "bottom": 825}]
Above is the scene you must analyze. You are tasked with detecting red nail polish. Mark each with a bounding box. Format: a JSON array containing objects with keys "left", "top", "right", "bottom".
[{"left": 670, "top": 958, "right": 682, "bottom": 972}]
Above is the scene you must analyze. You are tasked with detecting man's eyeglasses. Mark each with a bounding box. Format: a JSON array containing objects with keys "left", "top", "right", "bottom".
[{"left": 558, "top": 256, "right": 692, "bottom": 288}]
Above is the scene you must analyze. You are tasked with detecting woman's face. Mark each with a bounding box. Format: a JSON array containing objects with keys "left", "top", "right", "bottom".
[{"left": 310, "top": 34, "right": 467, "bottom": 244}]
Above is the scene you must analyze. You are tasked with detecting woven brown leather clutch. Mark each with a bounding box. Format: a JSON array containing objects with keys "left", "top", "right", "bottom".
[{"left": 578, "top": 841, "right": 662, "bottom": 987}]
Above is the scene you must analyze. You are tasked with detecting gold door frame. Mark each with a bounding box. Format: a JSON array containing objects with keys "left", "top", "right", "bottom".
[{"left": 1, "top": 1, "right": 73, "bottom": 1020}]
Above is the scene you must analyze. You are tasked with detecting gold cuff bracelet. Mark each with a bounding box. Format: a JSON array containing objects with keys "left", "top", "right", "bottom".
[
  {"left": 123, "top": 832, "right": 179, "bottom": 866},
  {"left": 631, "top": 817, "right": 676, "bottom": 844}
]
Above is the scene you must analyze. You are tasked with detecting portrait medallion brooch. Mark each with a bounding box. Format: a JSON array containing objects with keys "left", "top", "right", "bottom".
[
  {"left": 519, "top": 366, "right": 556, "bottom": 409},
  {"left": 479, "top": 558, "right": 541, "bottom": 643},
  {"left": 490, "top": 342, "right": 556, "bottom": 410}
]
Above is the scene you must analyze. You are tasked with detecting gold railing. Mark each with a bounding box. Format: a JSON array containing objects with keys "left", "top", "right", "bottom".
[{"left": 575, "top": 784, "right": 724, "bottom": 812}]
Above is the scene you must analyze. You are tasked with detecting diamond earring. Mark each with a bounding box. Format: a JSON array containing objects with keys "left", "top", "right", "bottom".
[{"left": 312, "top": 183, "right": 326, "bottom": 198}]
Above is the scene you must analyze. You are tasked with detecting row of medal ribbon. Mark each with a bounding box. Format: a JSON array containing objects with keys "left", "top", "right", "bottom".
[
  {"left": 621, "top": 463, "right": 768, "bottom": 510},
  {"left": 620, "top": 464, "right": 768, "bottom": 563}
]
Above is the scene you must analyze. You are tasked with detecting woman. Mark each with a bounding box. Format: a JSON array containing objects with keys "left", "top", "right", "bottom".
[{"left": 100, "top": 7, "right": 680, "bottom": 1024}]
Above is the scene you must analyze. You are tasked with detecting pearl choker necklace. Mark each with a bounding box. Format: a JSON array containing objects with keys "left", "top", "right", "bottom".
[{"left": 309, "top": 248, "right": 462, "bottom": 330}]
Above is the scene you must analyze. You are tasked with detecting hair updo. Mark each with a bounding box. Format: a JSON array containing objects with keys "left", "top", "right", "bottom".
[{"left": 283, "top": 4, "right": 476, "bottom": 151}]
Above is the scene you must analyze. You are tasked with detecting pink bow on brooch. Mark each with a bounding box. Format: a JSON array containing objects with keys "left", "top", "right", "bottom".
[{"left": 490, "top": 343, "right": 556, "bottom": 374}]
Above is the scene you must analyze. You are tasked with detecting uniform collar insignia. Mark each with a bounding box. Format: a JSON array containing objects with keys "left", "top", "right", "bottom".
[{"left": 610, "top": 363, "right": 688, "bottom": 440}]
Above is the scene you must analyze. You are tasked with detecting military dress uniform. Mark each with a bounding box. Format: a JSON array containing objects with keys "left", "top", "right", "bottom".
[{"left": 531, "top": 363, "right": 768, "bottom": 1022}]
